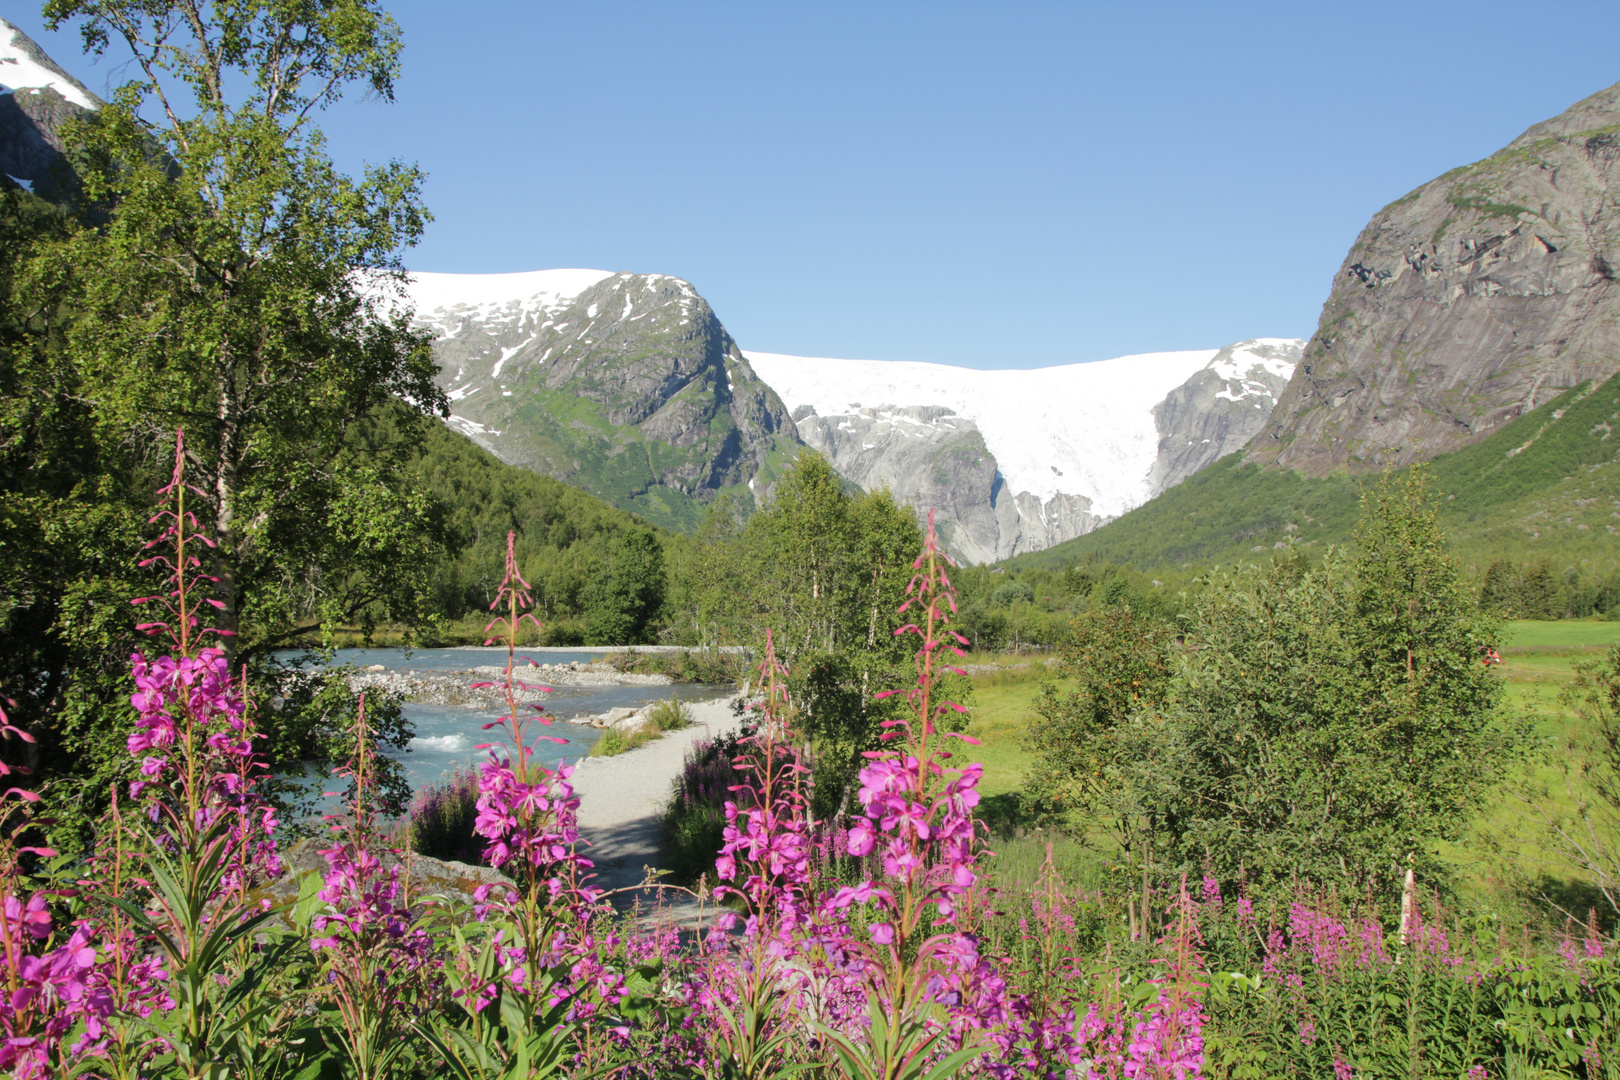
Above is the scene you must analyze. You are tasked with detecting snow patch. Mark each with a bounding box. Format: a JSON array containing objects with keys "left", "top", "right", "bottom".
[
  {"left": 1208, "top": 339, "right": 1300, "bottom": 402},
  {"left": 403, "top": 269, "right": 613, "bottom": 326},
  {"left": 1208, "top": 338, "right": 1298, "bottom": 385},
  {"left": 0, "top": 21, "right": 98, "bottom": 109},
  {"left": 492, "top": 336, "right": 536, "bottom": 378}
]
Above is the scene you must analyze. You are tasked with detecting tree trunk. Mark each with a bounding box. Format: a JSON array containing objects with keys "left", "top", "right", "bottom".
[
  {"left": 1398, "top": 860, "right": 1416, "bottom": 945},
  {"left": 214, "top": 375, "right": 242, "bottom": 661},
  {"left": 1139, "top": 821, "right": 1154, "bottom": 940}
]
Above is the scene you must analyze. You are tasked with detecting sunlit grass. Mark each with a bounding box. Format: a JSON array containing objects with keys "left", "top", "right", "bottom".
[
  {"left": 1503, "top": 617, "right": 1620, "bottom": 650},
  {"left": 962, "top": 676, "right": 1057, "bottom": 800}
]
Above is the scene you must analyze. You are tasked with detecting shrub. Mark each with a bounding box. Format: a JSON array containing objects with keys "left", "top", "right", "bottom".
[
  {"left": 660, "top": 728, "right": 749, "bottom": 883},
  {"left": 645, "top": 695, "right": 692, "bottom": 733},
  {"left": 588, "top": 726, "right": 644, "bottom": 758},
  {"left": 608, "top": 647, "right": 748, "bottom": 685},
  {"left": 400, "top": 766, "right": 483, "bottom": 863},
  {"left": 588, "top": 694, "right": 695, "bottom": 758}
]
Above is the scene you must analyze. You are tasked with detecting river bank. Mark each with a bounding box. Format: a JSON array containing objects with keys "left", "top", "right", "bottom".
[{"left": 346, "top": 660, "right": 673, "bottom": 713}]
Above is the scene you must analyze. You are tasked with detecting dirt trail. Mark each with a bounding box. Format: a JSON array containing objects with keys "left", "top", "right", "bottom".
[{"left": 568, "top": 695, "right": 741, "bottom": 926}]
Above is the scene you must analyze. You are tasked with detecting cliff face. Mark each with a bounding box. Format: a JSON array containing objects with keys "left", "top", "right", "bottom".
[
  {"left": 788, "top": 403, "right": 1104, "bottom": 564},
  {"left": 0, "top": 18, "right": 100, "bottom": 200},
  {"left": 1250, "top": 80, "right": 1620, "bottom": 475},
  {"left": 1148, "top": 339, "right": 1301, "bottom": 493},
  {"left": 411, "top": 270, "right": 802, "bottom": 533}
]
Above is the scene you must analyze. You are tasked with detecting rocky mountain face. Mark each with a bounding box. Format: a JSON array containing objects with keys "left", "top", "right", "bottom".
[
  {"left": 410, "top": 261, "right": 1299, "bottom": 562},
  {"left": 0, "top": 18, "right": 100, "bottom": 200},
  {"left": 1148, "top": 339, "right": 1301, "bottom": 493},
  {"left": 750, "top": 342, "right": 1300, "bottom": 564},
  {"left": 787, "top": 403, "right": 1106, "bottom": 565},
  {"left": 408, "top": 270, "right": 801, "bottom": 532},
  {"left": 1250, "top": 79, "right": 1620, "bottom": 476}
]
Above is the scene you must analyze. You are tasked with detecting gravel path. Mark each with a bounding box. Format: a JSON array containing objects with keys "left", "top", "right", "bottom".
[{"left": 569, "top": 696, "right": 743, "bottom": 924}]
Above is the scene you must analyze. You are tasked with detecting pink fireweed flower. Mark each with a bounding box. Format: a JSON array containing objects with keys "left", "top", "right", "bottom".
[
  {"left": 813, "top": 512, "right": 1014, "bottom": 1069},
  {"left": 0, "top": 901, "right": 119, "bottom": 1080},
  {"left": 125, "top": 646, "right": 281, "bottom": 888},
  {"left": 1123, "top": 993, "right": 1205, "bottom": 1079}
]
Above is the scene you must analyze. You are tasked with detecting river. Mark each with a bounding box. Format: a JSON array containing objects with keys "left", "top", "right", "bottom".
[{"left": 285, "top": 646, "right": 725, "bottom": 799}]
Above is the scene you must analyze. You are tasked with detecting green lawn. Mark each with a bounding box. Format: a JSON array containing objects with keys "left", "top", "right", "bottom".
[
  {"left": 1502, "top": 617, "right": 1620, "bottom": 650},
  {"left": 963, "top": 676, "right": 1057, "bottom": 800}
]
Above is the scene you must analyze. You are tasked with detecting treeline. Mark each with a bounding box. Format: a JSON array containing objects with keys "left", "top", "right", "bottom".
[
  {"left": 406, "top": 421, "right": 667, "bottom": 645},
  {"left": 1478, "top": 556, "right": 1620, "bottom": 620},
  {"left": 945, "top": 561, "right": 1175, "bottom": 654}
]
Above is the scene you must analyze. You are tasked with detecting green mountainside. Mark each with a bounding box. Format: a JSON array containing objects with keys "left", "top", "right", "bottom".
[
  {"left": 406, "top": 420, "right": 675, "bottom": 639},
  {"left": 1007, "top": 372, "right": 1620, "bottom": 585},
  {"left": 414, "top": 272, "right": 802, "bottom": 535}
]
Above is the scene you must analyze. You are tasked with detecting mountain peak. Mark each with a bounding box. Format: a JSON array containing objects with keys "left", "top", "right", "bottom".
[
  {"left": 1509, "top": 78, "right": 1620, "bottom": 147},
  {"left": 0, "top": 19, "right": 99, "bottom": 110},
  {"left": 1, "top": 17, "right": 101, "bottom": 198},
  {"left": 408, "top": 270, "right": 800, "bottom": 532},
  {"left": 1250, "top": 79, "right": 1620, "bottom": 476},
  {"left": 406, "top": 268, "right": 617, "bottom": 320}
]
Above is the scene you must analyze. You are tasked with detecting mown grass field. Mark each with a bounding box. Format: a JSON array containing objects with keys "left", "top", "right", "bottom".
[{"left": 964, "top": 620, "right": 1620, "bottom": 912}]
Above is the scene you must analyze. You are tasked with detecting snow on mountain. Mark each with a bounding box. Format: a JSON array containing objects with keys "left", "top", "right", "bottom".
[
  {"left": 401, "top": 269, "right": 800, "bottom": 534},
  {"left": 0, "top": 19, "right": 97, "bottom": 108},
  {"left": 746, "top": 348, "right": 1214, "bottom": 519},
  {"left": 1146, "top": 339, "right": 1305, "bottom": 497},
  {"left": 407, "top": 269, "right": 617, "bottom": 335},
  {"left": 747, "top": 340, "right": 1303, "bottom": 563},
  {"left": 1, "top": 18, "right": 103, "bottom": 201},
  {"left": 397, "top": 263, "right": 1300, "bottom": 561}
]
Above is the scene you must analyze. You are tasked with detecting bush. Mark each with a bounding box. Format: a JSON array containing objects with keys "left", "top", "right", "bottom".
[
  {"left": 661, "top": 728, "right": 749, "bottom": 883},
  {"left": 588, "top": 695, "right": 694, "bottom": 758},
  {"left": 607, "top": 648, "right": 748, "bottom": 685},
  {"left": 588, "top": 726, "right": 644, "bottom": 758},
  {"left": 399, "top": 766, "right": 483, "bottom": 863},
  {"left": 645, "top": 695, "right": 692, "bottom": 733}
]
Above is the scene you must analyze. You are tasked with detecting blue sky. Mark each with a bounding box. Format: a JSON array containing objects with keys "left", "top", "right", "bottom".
[{"left": 14, "top": 2, "right": 1620, "bottom": 369}]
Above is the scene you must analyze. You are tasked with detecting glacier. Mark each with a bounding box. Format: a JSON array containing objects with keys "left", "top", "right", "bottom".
[
  {"left": 747, "top": 348, "right": 1213, "bottom": 519},
  {"left": 747, "top": 340, "right": 1303, "bottom": 563}
]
